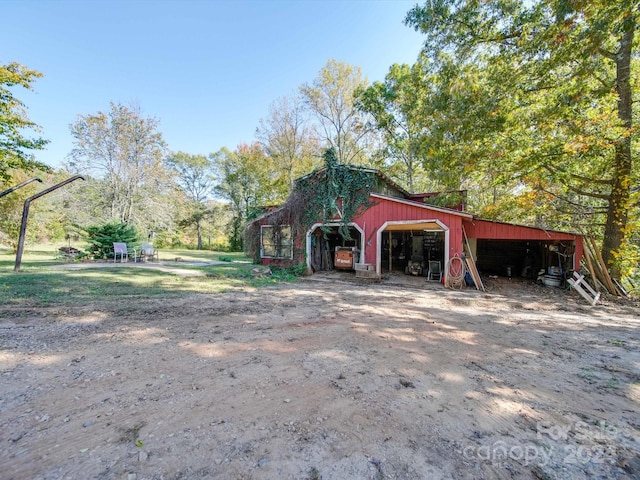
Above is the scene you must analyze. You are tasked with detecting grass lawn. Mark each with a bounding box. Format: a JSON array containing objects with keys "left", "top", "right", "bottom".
[{"left": 0, "top": 244, "right": 299, "bottom": 308}]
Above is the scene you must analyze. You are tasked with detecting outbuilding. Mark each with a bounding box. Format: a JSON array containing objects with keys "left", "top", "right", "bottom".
[{"left": 246, "top": 165, "right": 583, "bottom": 283}]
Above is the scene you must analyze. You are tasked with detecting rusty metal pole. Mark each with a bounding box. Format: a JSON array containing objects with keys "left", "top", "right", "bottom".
[
  {"left": 0, "top": 177, "right": 43, "bottom": 199},
  {"left": 14, "top": 175, "right": 85, "bottom": 271}
]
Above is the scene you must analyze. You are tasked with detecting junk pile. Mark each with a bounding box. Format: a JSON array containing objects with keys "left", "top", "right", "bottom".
[{"left": 570, "top": 236, "right": 629, "bottom": 305}]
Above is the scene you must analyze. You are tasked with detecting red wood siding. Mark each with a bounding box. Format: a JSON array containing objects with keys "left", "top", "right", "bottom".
[
  {"left": 463, "top": 219, "right": 583, "bottom": 270},
  {"left": 250, "top": 196, "right": 583, "bottom": 273},
  {"left": 463, "top": 219, "right": 577, "bottom": 240},
  {"left": 356, "top": 196, "right": 468, "bottom": 266}
]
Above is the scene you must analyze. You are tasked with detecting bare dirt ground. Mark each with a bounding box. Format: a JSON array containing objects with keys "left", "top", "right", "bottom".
[{"left": 1, "top": 273, "right": 639, "bottom": 480}]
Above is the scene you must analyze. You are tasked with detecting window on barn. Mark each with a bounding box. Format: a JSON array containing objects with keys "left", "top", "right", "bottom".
[{"left": 261, "top": 225, "right": 293, "bottom": 259}]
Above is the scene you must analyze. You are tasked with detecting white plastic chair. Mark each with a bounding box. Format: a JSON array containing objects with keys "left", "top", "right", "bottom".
[
  {"left": 139, "top": 242, "right": 159, "bottom": 262},
  {"left": 113, "top": 242, "right": 128, "bottom": 263}
]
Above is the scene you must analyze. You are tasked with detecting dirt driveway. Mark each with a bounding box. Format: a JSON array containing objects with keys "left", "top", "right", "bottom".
[{"left": 1, "top": 276, "right": 639, "bottom": 479}]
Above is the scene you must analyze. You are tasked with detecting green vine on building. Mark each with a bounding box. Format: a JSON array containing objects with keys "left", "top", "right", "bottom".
[
  {"left": 301, "top": 148, "right": 375, "bottom": 239},
  {"left": 244, "top": 148, "right": 376, "bottom": 262}
]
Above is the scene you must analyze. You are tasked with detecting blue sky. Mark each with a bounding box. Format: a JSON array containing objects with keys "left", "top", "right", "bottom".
[{"left": 5, "top": 0, "right": 425, "bottom": 169}]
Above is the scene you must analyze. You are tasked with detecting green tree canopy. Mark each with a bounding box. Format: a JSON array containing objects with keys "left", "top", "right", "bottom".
[
  {"left": 166, "top": 151, "right": 215, "bottom": 204},
  {"left": 211, "top": 143, "right": 277, "bottom": 250},
  {"left": 256, "top": 94, "right": 321, "bottom": 196},
  {"left": 165, "top": 151, "right": 216, "bottom": 250},
  {"left": 0, "top": 62, "right": 50, "bottom": 182},
  {"left": 356, "top": 58, "right": 437, "bottom": 192},
  {"left": 67, "top": 102, "right": 171, "bottom": 233},
  {"left": 300, "top": 60, "right": 373, "bottom": 165},
  {"left": 405, "top": 0, "right": 638, "bottom": 275}
]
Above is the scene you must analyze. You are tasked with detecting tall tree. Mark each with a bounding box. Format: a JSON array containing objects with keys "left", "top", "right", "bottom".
[
  {"left": 165, "top": 151, "right": 216, "bottom": 249},
  {"left": 201, "top": 199, "right": 233, "bottom": 250},
  {"left": 256, "top": 94, "right": 320, "bottom": 196},
  {"left": 300, "top": 60, "right": 373, "bottom": 165},
  {"left": 67, "top": 102, "right": 169, "bottom": 231},
  {"left": 211, "top": 143, "right": 276, "bottom": 250},
  {"left": 406, "top": 0, "right": 638, "bottom": 275},
  {"left": 0, "top": 62, "right": 50, "bottom": 182},
  {"left": 356, "top": 59, "right": 435, "bottom": 192}
]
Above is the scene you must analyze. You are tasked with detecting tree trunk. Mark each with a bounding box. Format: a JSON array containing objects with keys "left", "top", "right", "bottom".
[
  {"left": 602, "top": 24, "right": 634, "bottom": 277},
  {"left": 196, "top": 218, "right": 203, "bottom": 250}
]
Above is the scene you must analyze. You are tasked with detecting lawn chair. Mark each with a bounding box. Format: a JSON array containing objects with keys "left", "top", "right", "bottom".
[
  {"left": 113, "top": 242, "right": 129, "bottom": 263},
  {"left": 139, "top": 242, "right": 159, "bottom": 262},
  {"left": 427, "top": 260, "right": 442, "bottom": 281}
]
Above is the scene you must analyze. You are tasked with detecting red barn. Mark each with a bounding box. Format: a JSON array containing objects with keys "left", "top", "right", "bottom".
[{"left": 246, "top": 166, "right": 583, "bottom": 283}]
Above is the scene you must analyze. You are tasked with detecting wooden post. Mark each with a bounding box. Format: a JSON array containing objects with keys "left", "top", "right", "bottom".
[
  {"left": 582, "top": 243, "right": 600, "bottom": 292},
  {"left": 14, "top": 175, "right": 85, "bottom": 271},
  {"left": 388, "top": 231, "right": 392, "bottom": 273},
  {"left": 588, "top": 235, "right": 619, "bottom": 295}
]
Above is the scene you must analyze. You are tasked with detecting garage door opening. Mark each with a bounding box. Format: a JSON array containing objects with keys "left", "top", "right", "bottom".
[
  {"left": 378, "top": 220, "right": 448, "bottom": 277},
  {"left": 475, "top": 239, "right": 576, "bottom": 279},
  {"left": 308, "top": 225, "right": 362, "bottom": 272},
  {"left": 381, "top": 230, "right": 445, "bottom": 276}
]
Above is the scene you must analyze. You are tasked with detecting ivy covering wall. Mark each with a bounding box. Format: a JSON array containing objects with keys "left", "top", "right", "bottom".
[{"left": 244, "top": 148, "right": 376, "bottom": 264}]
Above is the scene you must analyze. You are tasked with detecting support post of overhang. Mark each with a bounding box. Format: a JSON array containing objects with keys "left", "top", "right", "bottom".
[{"left": 388, "top": 231, "right": 392, "bottom": 273}]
